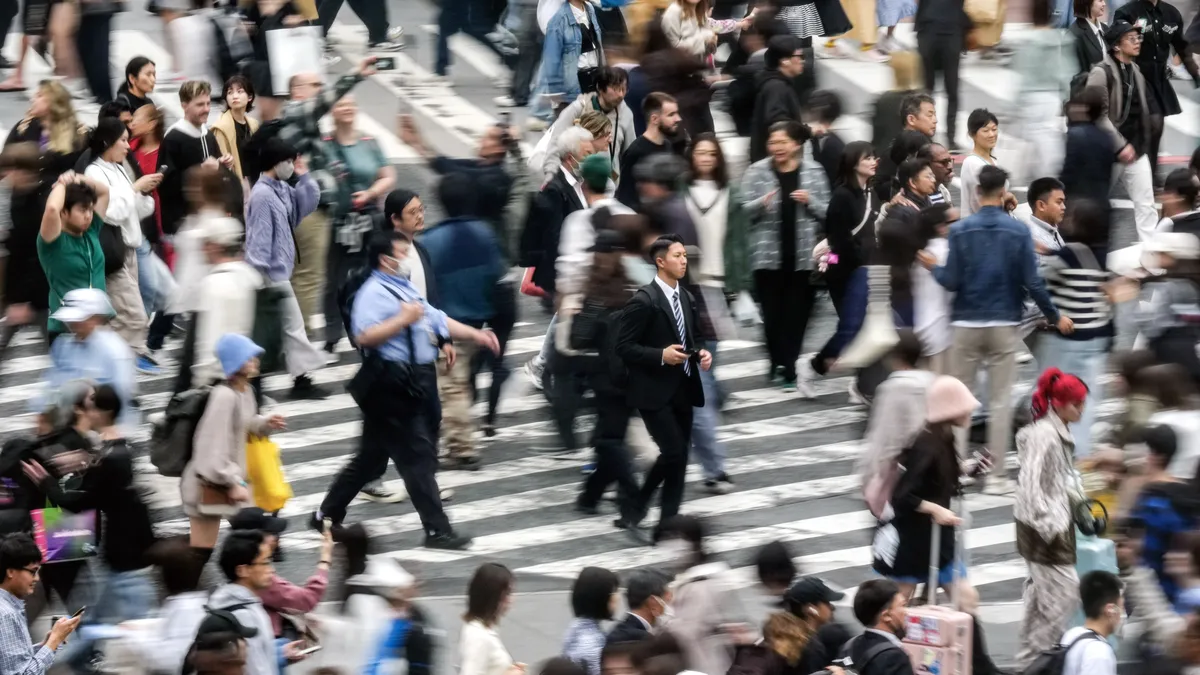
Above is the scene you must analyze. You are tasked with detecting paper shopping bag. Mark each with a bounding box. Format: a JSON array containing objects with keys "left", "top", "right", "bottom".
[{"left": 266, "top": 26, "right": 325, "bottom": 97}]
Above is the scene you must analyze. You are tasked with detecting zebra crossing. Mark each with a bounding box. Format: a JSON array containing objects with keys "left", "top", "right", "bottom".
[{"left": 0, "top": 293, "right": 1128, "bottom": 602}]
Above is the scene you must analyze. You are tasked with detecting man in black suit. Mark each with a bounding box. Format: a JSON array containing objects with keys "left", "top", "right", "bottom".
[
  {"left": 846, "top": 579, "right": 914, "bottom": 675},
  {"left": 518, "top": 126, "right": 593, "bottom": 299},
  {"left": 615, "top": 234, "right": 712, "bottom": 545},
  {"left": 607, "top": 569, "right": 672, "bottom": 645}
]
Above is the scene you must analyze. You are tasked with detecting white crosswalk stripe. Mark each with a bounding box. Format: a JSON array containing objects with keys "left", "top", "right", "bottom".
[{"left": 0, "top": 298, "right": 1126, "bottom": 601}]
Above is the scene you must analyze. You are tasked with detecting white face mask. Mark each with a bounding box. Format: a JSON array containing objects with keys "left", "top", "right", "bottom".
[
  {"left": 654, "top": 596, "right": 675, "bottom": 627},
  {"left": 274, "top": 160, "right": 295, "bottom": 181},
  {"left": 386, "top": 255, "right": 412, "bottom": 279}
]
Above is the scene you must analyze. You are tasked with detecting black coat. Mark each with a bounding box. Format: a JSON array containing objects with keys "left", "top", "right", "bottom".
[
  {"left": 605, "top": 613, "right": 652, "bottom": 645},
  {"left": 614, "top": 281, "right": 706, "bottom": 411},
  {"left": 845, "top": 631, "right": 914, "bottom": 675},
  {"left": 1068, "top": 18, "right": 1108, "bottom": 74},
  {"left": 873, "top": 427, "right": 959, "bottom": 581},
  {"left": 519, "top": 171, "right": 584, "bottom": 294},
  {"left": 750, "top": 70, "right": 801, "bottom": 164},
  {"left": 1060, "top": 121, "right": 1117, "bottom": 214}
]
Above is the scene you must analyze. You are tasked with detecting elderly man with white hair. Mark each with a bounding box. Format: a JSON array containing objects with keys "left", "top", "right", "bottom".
[{"left": 518, "top": 126, "right": 596, "bottom": 398}]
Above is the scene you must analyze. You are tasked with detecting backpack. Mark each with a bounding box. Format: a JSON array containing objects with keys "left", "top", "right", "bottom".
[
  {"left": 1070, "top": 64, "right": 1115, "bottom": 109},
  {"left": 149, "top": 385, "right": 214, "bottom": 478},
  {"left": 1022, "top": 630, "right": 1106, "bottom": 675},
  {"left": 337, "top": 266, "right": 375, "bottom": 350},
  {"left": 251, "top": 285, "right": 287, "bottom": 374},
  {"left": 725, "top": 644, "right": 776, "bottom": 675},
  {"left": 210, "top": 9, "right": 253, "bottom": 86}
]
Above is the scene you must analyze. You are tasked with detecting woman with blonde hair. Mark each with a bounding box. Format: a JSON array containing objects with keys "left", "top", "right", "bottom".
[
  {"left": 533, "top": 111, "right": 613, "bottom": 186},
  {"left": 661, "top": 0, "right": 753, "bottom": 62},
  {"left": 5, "top": 80, "right": 87, "bottom": 180}
]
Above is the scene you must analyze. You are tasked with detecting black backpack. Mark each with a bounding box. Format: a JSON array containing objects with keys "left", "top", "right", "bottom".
[
  {"left": 149, "top": 385, "right": 214, "bottom": 478},
  {"left": 337, "top": 266, "right": 374, "bottom": 350},
  {"left": 1021, "top": 630, "right": 1106, "bottom": 675}
]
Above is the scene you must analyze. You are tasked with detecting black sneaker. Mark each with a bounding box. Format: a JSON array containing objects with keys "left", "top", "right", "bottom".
[
  {"left": 424, "top": 530, "right": 472, "bottom": 550},
  {"left": 704, "top": 472, "right": 734, "bottom": 494},
  {"left": 291, "top": 374, "right": 330, "bottom": 400}
]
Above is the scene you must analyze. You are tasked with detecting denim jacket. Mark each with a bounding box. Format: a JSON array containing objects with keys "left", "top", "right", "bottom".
[
  {"left": 932, "top": 206, "right": 1059, "bottom": 324},
  {"left": 540, "top": 1, "right": 605, "bottom": 102}
]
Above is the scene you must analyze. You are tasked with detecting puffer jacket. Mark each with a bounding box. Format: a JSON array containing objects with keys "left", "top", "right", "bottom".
[{"left": 1015, "top": 414, "right": 1085, "bottom": 566}]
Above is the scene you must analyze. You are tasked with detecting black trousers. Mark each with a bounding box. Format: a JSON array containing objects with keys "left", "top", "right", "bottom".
[
  {"left": 318, "top": 0, "right": 388, "bottom": 44},
  {"left": 917, "top": 30, "right": 963, "bottom": 144},
  {"left": 754, "top": 268, "right": 817, "bottom": 382},
  {"left": 547, "top": 349, "right": 587, "bottom": 450},
  {"left": 75, "top": 12, "right": 112, "bottom": 103},
  {"left": 637, "top": 392, "right": 694, "bottom": 527},
  {"left": 172, "top": 312, "right": 198, "bottom": 396},
  {"left": 812, "top": 264, "right": 857, "bottom": 375},
  {"left": 322, "top": 242, "right": 365, "bottom": 346},
  {"left": 508, "top": 1, "right": 541, "bottom": 105},
  {"left": 0, "top": 0, "right": 19, "bottom": 55},
  {"left": 579, "top": 390, "right": 640, "bottom": 520},
  {"left": 320, "top": 365, "right": 452, "bottom": 535},
  {"left": 147, "top": 310, "right": 174, "bottom": 351},
  {"left": 471, "top": 281, "right": 517, "bottom": 426}
]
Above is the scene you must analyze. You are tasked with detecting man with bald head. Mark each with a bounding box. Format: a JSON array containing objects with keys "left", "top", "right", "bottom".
[
  {"left": 269, "top": 57, "right": 376, "bottom": 338},
  {"left": 917, "top": 142, "right": 954, "bottom": 205}
]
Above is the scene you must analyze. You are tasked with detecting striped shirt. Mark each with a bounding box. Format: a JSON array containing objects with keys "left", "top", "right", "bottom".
[{"left": 1043, "top": 243, "right": 1114, "bottom": 340}]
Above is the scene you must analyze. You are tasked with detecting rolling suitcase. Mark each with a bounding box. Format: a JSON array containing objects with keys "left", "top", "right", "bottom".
[{"left": 902, "top": 515, "right": 974, "bottom": 675}]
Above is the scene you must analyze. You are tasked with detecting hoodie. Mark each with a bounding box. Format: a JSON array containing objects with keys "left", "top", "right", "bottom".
[
  {"left": 208, "top": 583, "right": 279, "bottom": 675},
  {"left": 161, "top": 119, "right": 224, "bottom": 235},
  {"left": 749, "top": 69, "right": 800, "bottom": 164},
  {"left": 1131, "top": 480, "right": 1200, "bottom": 605}
]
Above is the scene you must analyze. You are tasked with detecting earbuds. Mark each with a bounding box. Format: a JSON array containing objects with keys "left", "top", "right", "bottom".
[{"left": 808, "top": 606, "right": 819, "bottom": 616}]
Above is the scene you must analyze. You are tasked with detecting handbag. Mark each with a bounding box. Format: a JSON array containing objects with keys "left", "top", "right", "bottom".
[
  {"left": 31, "top": 500, "right": 98, "bottom": 563},
  {"left": 246, "top": 435, "right": 291, "bottom": 513},
  {"left": 265, "top": 25, "right": 324, "bottom": 96},
  {"left": 99, "top": 223, "right": 128, "bottom": 277},
  {"left": 836, "top": 265, "right": 901, "bottom": 369},
  {"left": 197, "top": 480, "right": 241, "bottom": 518}
]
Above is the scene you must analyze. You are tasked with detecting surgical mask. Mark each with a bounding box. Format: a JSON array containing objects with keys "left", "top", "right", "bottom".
[
  {"left": 274, "top": 160, "right": 295, "bottom": 181},
  {"left": 385, "top": 255, "right": 412, "bottom": 279},
  {"left": 654, "top": 596, "right": 675, "bottom": 627}
]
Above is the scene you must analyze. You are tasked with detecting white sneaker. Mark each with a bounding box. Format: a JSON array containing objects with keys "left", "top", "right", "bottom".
[
  {"left": 1016, "top": 350, "right": 1034, "bottom": 364},
  {"left": 795, "top": 357, "right": 817, "bottom": 399},
  {"left": 524, "top": 359, "right": 545, "bottom": 390},
  {"left": 848, "top": 380, "right": 869, "bottom": 406},
  {"left": 494, "top": 95, "right": 519, "bottom": 107},
  {"left": 526, "top": 117, "right": 549, "bottom": 132}
]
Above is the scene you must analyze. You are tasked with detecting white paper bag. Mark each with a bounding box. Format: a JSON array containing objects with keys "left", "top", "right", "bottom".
[
  {"left": 267, "top": 26, "right": 325, "bottom": 97},
  {"left": 732, "top": 291, "right": 761, "bottom": 325}
]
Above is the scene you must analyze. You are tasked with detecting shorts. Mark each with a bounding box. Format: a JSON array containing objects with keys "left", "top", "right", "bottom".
[{"left": 22, "top": 0, "right": 62, "bottom": 37}]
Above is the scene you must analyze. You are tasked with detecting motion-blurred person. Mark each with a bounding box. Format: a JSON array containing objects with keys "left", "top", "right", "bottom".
[
  {"left": 740, "top": 121, "right": 830, "bottom": 394},
  {"left": 542, "top": 67, "right": 635, "bottom": 182},
  {"left": 210, "top": 530, "right": 311, "bottom": 674},
  {"left": 73, "top": 0, "right": 116, "bottom": 102},
  {"left": 0, "top": 143, "right": 50, "bottom": 360},
  {"left": 183, "top": 335, "right": 285, "bottom": 581},
  {"left": 7, "top": 80, "right": 88, "bottom": 191},
  {"left": 607, "top": 569, "right": 672, "bottom": 645},
  {"left": 349, "top": 556, "right": 434, "bottom": 675},
  {"left": 1013, "top": 0, "right": 1074, "bottom": 182},
  {"left": 121, "top": 537, "right": 208, "bottom": 674},
  {"left": 1013, "top": 368, "right": 1090, "bottom": 670},
  {"left": 912, "top": 207, "right": 955, "bottom": 372},
  {"left": 1159, "top": 168, "right": 1200, "bottom": 237},
  {"left": 85, "top": 116, "right": 163, "bottom": 373},
  {"left": 461, "top": 562, "right": 523, "bottom": 675},
  {"left": 528, "top": 0, "right": 606, "bottom": 127},
  {"left": 749, "top": 36, "right": 804, "bottom": 165},
  {"left": 563, "top": 567, "right": 621, "bottom": 675},
  {"left": 316, "top": 231, "right": 496, "bottom": 549},
  {"left": 0, "top": 533, "right": 81, "bottom": 674},
  {"left": 183, "top": 608, "right": 257, "bottom": 675},
  {"left": 115, "top": 56, "right": 158, "bottom": 114},
  {"left": 1060, "top": 86, "right": 1116, "bottom": 213},
  {"left": 1087, "top": 21, "right": 1157, "bottom": 243},
  {"left": 317, "top": 0, "right": 404, "bottom": 51},
  {"left": 244, "top": 138, "right": 329, "bottom": 398},
  {"left": 323, "top": 95, "right": 395, "bottom": 353},
  {"left": 870, "top": 54, "right": 924, "bottom": 199},
  {"left": 914, "top": 0, "right": 967, "bottom": 148},
  {"left": 754, "top": 578, "right": 847, "bottom": 674},
  {"left": 229, "top": 507, "right": 333, "bottom": 638},
  {"left": 1134, "top": 234, "right": 1200, "bottom": 383}
]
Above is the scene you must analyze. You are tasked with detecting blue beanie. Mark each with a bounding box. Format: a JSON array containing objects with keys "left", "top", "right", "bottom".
[{"left": 214, "top": 334, "right": 264, "bottom": 379}]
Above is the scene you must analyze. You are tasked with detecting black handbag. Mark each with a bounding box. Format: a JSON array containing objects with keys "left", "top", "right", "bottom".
[
  {"left": 98, "top": 223, "right": 127, "bottom": 277},
  {"left": 346, "top": 328, "right": 427, "bottom": 417}
]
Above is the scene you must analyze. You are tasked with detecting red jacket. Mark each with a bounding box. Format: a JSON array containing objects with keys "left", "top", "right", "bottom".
[{"left": 258, "top": 569, "right": 329, "bottom": 636}]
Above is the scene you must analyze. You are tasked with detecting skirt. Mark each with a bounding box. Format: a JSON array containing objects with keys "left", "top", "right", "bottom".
[
  {"left": 778, "top": 4, "right": 826, "bottom": 39},
  {"left": 876, "top": 0, "right": 916, "bottom": 27}
]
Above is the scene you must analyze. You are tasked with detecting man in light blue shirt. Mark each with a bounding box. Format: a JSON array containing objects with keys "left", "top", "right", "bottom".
[
  {"left": 39, "top": 289, "right": 137, "bottom": 432},
  {"left": 317, "top": 231, "right": 499, "bottom": 551}
]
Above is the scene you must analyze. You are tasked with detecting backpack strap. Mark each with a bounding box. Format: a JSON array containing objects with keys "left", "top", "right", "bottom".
[
  {"left": 858, "top": 640, "right": 902, "bottom": 670},
  {"left": 1064, "top": 242, "right": 1102, "bottom": 271},
  {"left": 1063, "top": 630, "right": 1106, "bottom": 653}
]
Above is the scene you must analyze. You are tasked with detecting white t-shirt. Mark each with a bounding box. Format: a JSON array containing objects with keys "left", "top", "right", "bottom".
[{"left": 1060, "top": 627, "right": 1115, "bottom": 675}]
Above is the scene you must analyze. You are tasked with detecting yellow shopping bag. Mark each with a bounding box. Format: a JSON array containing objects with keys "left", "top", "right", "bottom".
[{"left": 246, "top": 435, "right": 292, "bottom": 513}]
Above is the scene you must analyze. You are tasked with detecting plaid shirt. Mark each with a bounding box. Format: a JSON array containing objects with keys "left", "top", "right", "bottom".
[
  {"left": 0, "top": 588, "right": 54, "bottom": 675},
  {"left": 276, "top": 73, "right": 364, "bottom": 204},
  {"left": 738, "top": 145, "right": 831, "bottom": 273}
]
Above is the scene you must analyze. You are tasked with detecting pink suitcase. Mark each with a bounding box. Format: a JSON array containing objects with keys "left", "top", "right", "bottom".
[{"left": 901, "top": 517, "right": 973, "bottom": 675}]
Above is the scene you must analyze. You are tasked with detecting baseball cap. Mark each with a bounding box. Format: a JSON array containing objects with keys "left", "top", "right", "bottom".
[
  {"left": 50, "top": 288, "right": 113, "bottom": 324},
  {"left": 782, "top": 577, "right": 845, "bottom": 612},
  {"left": 228, "top": 507, "right": 288, "bottom": 535},
  {"left": 579, "top": 154, "right": 612, "bottom": 193},
  {"left": 196, "top": 607, "right": 259, "bottom": 639},
  {"left": 201, "top": 216, "right": 244, "bottom": 247},
  {"left": 1105, "top": 21, "right": 1139, "bottom": 47}
]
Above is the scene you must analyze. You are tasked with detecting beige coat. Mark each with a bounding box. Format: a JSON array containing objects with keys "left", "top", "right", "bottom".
[
  {"left": 180, "top": 383, "right": 270, "bottom": 517},
  {"left": 212, "top": 110, "right": 261, "bottom": 180}
]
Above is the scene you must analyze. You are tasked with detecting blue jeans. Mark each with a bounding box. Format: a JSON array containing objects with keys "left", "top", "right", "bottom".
[
  {"left": 64, "top": 568, "right": 155, "bottom": 669},
  {"left": 135, "top": 241, "right": 175, "bottom": 315},
  {"left": 1036, "top": 334, "right": 1109, "bottom": 458},
  {"left": 690, "top": 341, "right": 727, "bottom": 480}
]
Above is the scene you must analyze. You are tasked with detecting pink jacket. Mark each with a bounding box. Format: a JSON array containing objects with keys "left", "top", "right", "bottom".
[{"left": 258, "top": 569, "right": 329, "bottom": 636}]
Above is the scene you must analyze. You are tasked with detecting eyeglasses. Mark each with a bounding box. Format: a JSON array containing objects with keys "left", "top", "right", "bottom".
[
  {"left": 21, "top": 566, "right": 40, "bottom": 576},
  {"left": 934, "top": 158, "right": 954, "bottom": 166}
]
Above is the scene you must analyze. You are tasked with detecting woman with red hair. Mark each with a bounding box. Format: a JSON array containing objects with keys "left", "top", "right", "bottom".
[{"left": 1013, "top": 367, "right": 1090, "bottom": 670}]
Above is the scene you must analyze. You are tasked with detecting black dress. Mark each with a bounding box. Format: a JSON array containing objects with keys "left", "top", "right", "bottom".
[{"left": 872, "top": 426, "right": 961, "bottom": 583}]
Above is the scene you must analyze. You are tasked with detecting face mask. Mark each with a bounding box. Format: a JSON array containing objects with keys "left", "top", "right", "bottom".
[
  {"left": 386, "top": 256, "right": 412, "bottom": 279},
  {"left": 274, "top": 160, "right": 295, "bottom": 181},
  {"left": 654, "top": 596, "right": 675, "bottom": 627}
]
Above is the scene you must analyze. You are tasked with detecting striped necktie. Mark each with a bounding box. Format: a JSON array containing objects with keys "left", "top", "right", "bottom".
[{"left": 672, "top": 291, "right": 690, "bottom": 375}]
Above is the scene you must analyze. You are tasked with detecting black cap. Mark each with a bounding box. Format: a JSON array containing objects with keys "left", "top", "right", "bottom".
[
  {"left": 782, "top": 577, "right": 845, "bottom": 613},
  {"left": 196, "top": 608, "right": 259, "bottom": 639},
  {"left": 1105, "top": 21, "right": 1139, "bottom": 47},
  {"left": 228, "top": 507, "right": 288, "bottom": 535}
]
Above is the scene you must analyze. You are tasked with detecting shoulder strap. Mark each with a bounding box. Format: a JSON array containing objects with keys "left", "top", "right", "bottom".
[
  {"left": 851, "top": 192, "right": 874, "bottom": 237},
  {"left": 1064, "top": 630, "right": 1107, "bottom": 651},
  {"left": 856, "top": 638, "right": 902, "bottom": 670},
  {"left": 1064, "top": 242, "right": 1102, "bottom": 270}
]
